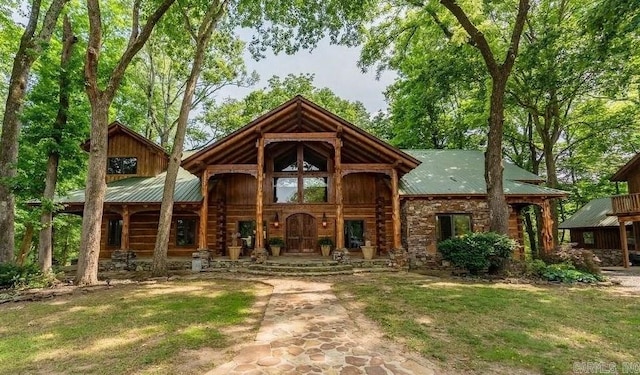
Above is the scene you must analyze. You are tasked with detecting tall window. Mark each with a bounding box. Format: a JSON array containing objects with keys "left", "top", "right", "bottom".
[
  {"left": 238, "top": 221, "right": 256, "bottom": 249},
  {"left": 436, "top": 214, "right": 471, "bottom": 241},
  {"left": 273, "top": 145, "right": 329, "bottom": 203},
  {"left": 582, "top": 231, "right": 594, "bottom": 246},
  {"left": 107, "top": 219, "right": 122, "bottom": 246},
  {"left": 107, "top": 157, "right": 137, "bottom": 174},
  {"left": 345, "top": 220, "right": 365, "bottom": 249},
  {"left": 176, "top": 218, "right": 196, "bottom": 246}
]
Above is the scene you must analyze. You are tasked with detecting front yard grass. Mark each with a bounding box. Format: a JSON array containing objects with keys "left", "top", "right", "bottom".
[
  {"left": 335, "top": 273, "right": 640, "bottom": 375},
  {"left": 0, "top": 279, "right": 268, "bottom": 374}
]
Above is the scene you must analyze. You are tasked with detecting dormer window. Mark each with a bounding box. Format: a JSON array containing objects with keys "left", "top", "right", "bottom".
[{"left": 107, "top": 157, "right": 138, "bottom": 175}]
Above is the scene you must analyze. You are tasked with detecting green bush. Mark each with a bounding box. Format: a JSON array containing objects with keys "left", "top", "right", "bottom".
[
  {"left": 523, "top": 260, "right": 603, "bottom": 283},
  {"left": 0, "top": 263, "right": 57, "bottom": 290},
  {"left": 438, "top": 232, "right": 516, "bottom": 275}
]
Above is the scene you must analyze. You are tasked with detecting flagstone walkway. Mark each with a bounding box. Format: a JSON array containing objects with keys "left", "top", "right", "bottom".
[{"left": 206, "top": 278, "right": 438, "bottom": 375}]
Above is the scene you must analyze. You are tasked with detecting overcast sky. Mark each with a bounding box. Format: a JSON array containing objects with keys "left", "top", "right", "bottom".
[{"left": 215, "top": 36, "right": 397, "bottom": 114}]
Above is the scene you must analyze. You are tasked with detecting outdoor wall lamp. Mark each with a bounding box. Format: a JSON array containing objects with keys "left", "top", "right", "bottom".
[
  {"left": 273, "top": 212, "right": 280, "bottom": 228},
  {"left": 322, "top": 212, "right": 328, "bottom": 228}
]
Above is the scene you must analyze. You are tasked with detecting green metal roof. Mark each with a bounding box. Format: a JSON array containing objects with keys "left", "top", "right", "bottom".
[
  {"left": 57, "top": 167, "right": 201, "bottom": 204},
  {"left": 559, "top": 197, "right": 618, "bottom": 229},
  {"left": 399, "top": 150, "right": 565, "bottom": 196}
]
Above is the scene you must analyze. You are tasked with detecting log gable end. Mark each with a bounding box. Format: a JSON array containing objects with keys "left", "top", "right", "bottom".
[{"left": 82, "top": 122, "right": 169, "bottom": 182}]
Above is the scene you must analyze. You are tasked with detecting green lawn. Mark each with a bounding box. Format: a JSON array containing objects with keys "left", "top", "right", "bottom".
[
  {"left": 335, "top": 273, "right": 640, "bottom": 375},
  {"left": 0, "top": 279, "right": 266, "bottom": 374}
]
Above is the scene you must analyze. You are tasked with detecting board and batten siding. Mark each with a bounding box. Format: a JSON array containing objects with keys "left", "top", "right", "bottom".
[{"left": 106, "top": 133, "right": 168, "bottom": 182}]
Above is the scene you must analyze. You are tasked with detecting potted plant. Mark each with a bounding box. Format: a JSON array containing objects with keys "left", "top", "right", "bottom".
[
  {"left": 268, "top": 237, "right": 285, "bottom": 256},
  {"left": 318, "top": 237, "right": 333, "bottom": 257},
  {"left": 228, "top": 232, "right": 242, "bottom": 260}
]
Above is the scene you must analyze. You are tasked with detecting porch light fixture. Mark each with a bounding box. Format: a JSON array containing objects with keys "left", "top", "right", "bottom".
[
  {"left": 273, "top": 212, "right": 280, "bottom": 228},
  {"left": 322, "top": 212, "right": 328, "bottom": 228}
]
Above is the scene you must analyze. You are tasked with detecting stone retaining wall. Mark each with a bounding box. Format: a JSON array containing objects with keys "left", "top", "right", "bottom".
[{"left": 590, "top": 248, "right": 625, "bottom": 267}]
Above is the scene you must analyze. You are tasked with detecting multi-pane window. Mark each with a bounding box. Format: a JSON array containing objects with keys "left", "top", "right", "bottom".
[
  {"left": 107, "top": 219, "right": 122, "bottom": 246},
  {"left": 273, "top": 145, "right": 329, "bottom": 203},
  {"left": 436, "top": 214, "right": 472, "bottom": 241},
  {"left": 176, "top": 218, "right": 196, "bottom": 246},
  {"left": 107, "top": 157, "right": 138, "bottom": 174},
  {"left": 345, "top": 220, "right": 365, "bottom": 249},
  {"left": 582, "top": 231, "right": 595, "bottom": 246}
]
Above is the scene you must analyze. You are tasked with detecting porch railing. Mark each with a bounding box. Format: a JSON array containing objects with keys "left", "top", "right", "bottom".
[{"left": 612, "top": 193, "right": 640, "bottom": 215}]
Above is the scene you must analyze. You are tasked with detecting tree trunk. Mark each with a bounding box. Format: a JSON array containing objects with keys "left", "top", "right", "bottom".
[
  {"left": 75, "top": 0, "right": 176, "bottom": 285},
  {"left": 75, "top": 102, "right": 109, "bottom": 285},
  {"left": 16, "top": 224, "right": 35, "bottom": 266},
  {"left": 524, "top": 207, "right": 537, "bottom": 258},
  {"left": 542, "top": 138, "right": 559, "bottom": 247},
  {"left": 485, "top": 76, "right": 510, "bottom": 234},
  {"left": 0, "top": 0, "right": 68, "bottom": 264},
  {"left": 151, "top": 1, "right": 225, "bottom": 276},
  {"left": 39, "top": 15, "right": 75, "bottom": 273}
]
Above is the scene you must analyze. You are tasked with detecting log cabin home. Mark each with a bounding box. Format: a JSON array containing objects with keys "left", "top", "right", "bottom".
[
  {"left": 608, "top": 153, "right": 640, "bottom": 267},
  {"left": 57, "top": 96, "right": 565, "bottom": 263},
  {"left": 559, "top": 197, "right": 635, "bottom": 266}
]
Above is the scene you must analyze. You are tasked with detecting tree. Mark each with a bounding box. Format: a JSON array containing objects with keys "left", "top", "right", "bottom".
[
  {"left": 151, "top": 0, "right": 229, "bottom": 276},
  {"left": 360, "top": 0, "right": 530, "bottom": 234},
  {"left": 38, "top": 15, "right": 77, "bottom": 273},
  {"left": 76, "top": 0, "right": 177, "bottom": 285},
  {"left": 0, "top": 0, "right": 68, "bottom": 264}
]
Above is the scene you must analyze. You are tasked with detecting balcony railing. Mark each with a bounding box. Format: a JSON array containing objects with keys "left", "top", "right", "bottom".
[{"left": 612, "top": 193, "right": 640, "bottom": 215}]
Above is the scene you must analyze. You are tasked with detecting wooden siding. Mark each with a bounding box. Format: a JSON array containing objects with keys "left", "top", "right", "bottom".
[
  {"left": 106, "top": 133, "right": 168, "bottom": 182},
  {"left": 99, "top": 211, "right": 199, "bottom": 258},
  {"left": 569, "top": 225, "right": 636, "bottom": 250}
]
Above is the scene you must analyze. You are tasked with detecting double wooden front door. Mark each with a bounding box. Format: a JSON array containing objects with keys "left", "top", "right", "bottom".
[{"left": 286, "top": 213, "right": 317, "bottom": 253}]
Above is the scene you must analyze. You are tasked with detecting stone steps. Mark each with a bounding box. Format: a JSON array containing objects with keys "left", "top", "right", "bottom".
[
  {"left": 248, "top": 264, "right": 353, "bottom": 273},
  {"left": 353, "top": 267, "right": 400, "bottom": 274},
  {"left": 263, "top": 259, "right": 340, "bottom": 267},
  {"left": 242, "top": 269, "right": 355, "bottom": 277}
]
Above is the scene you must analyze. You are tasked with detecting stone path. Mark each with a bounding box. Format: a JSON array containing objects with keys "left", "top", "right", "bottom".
[{"left": 206, "top": 279, "right": 438, "bottom": 375}]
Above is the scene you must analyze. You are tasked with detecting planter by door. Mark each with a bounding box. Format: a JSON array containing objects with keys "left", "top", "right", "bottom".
[
  {"left": 271, "top": 246, "right": 281, "bottom": 256},
  {"left": 321, "top": 245, "right": 331, "bottom": 257},
  {"left": 228, "top": 246, "right": 242, "bottom": 260},
  {"left": 361, "top": 246, "right": 375, "bottom": 260}
]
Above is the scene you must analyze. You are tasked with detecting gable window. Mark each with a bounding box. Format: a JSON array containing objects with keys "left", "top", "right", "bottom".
[
  {"left": 107, "top": 157, "right": 138, "bottom": 174},
  {"left": 176, "top": 218, "right": 196, "bottom": 246},
  {"left": 107, "top": 219, "right": 122, "bottom": 246},
  {"left": 345, "top": 220, "right": 365, "bottom": 249},
  {"left": 436, "top": 214, "right": 471, "bottom": 242},
  {"left": 273, "top": 145, "right": 329, "bottom": 203}
]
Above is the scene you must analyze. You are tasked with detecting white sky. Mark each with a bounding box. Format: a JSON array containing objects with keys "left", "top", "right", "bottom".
[{"left": 216, "top": 35, "right": 397, "bottom": 114}]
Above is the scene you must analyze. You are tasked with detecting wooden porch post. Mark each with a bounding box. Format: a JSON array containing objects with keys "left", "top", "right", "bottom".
[
  {"left": 391, "top": 168, "right": 401, "bottom": 249},
  {"left": 541, "top": 200, "right": 555, "bottom": 254},
  {"left": 620, "top": 220, "right": 630, "bottom": 268},
  {"left": 335, "top": 139, "right": 344, "bottom": 249},
  {"left": 121, "top": 205, "right": 130, "bottom": 250},
  {"left": 256, "top": 137, "right": 265, "bottom": 249},
  {"left": 198, "top": 171, "right": 209, "bottom": 249}
]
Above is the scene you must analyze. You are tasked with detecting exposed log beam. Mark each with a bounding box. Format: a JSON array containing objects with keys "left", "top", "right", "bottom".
[
  {"left": 342, "top": 163, "right": 394, "bottom": 177},
  {"left": 620, "top": 221, "right": 630, "bottom": 268},
  {"left": 198, "top": 172, "right": 208, "bottom": 249},
  {"left": 263, "top": 132, "right": 337, "bottom": 145},
  {"left": 256, "top": 137, "right": 265, "bottom": 249},
  {"left": 391, "top": 169, "right": 401, "bottom": 249},
  {"left": 541, "top": 200, "right": 555, "bottom": 253},
  {"left": 207, "top": 164, "right": 258, "bottom": 177},
  {"left": 335, "top": 139, "right": 344, "bottom": 249},
  {"left": 121, "top": 205, "right": 130, "bottom": 250}
]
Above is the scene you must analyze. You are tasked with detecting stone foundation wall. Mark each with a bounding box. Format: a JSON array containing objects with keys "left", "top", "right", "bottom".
[{"left": 590, "top": 248, "right": 624, "bottom": 267}]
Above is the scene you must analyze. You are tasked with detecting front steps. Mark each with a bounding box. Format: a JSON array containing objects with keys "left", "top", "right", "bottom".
[{"left": 242, "top": 258, "right": 397, "bottom": 277}]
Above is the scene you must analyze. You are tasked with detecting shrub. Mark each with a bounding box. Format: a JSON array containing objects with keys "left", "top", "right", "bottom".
[
  {"left": 267, "top": 237, "right": 285, "bottom": 247},
  {"left": 540, "top": 263, "right": 602, "bottom": 283},
  {"left": 0, "top": 263, "right": 57, "bottom": 290},
  {"left": 318, "top": 237, "right": 334, "bottom": 247},
  {"left": 542, "top": 244, "right": 601, "bottom": 275},
  {"left": 438, "top": 232, "right": 516, "bottom": 275}
]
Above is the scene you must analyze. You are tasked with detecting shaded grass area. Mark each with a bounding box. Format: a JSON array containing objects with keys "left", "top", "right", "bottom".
[
  {"left": 335, "top": 274, "right": 640, "bottom": 375},
  {"left": 0, "top": 280, "right": 262, "bottom": 374}
]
